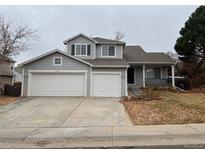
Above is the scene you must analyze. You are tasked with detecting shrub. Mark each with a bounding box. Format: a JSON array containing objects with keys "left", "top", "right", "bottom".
[
  {"left": 190, "top": 73, "right": 205, "bottom": 88},
  {"left": 138, "top": 86, "right": 161, "bottom": 101}
]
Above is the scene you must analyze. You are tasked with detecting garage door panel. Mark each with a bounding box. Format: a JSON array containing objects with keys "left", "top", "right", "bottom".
[
  {"left": 93, "top": 73, "right": 121, "bottom": 97},
  {"left": 30, "top": 74, "right": 85, "bottom": 96}
]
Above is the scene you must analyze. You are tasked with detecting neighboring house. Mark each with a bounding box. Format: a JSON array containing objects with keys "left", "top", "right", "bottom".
[
  {"left": 0, "top": 56, "right": 15, "bottom": 95},
  {"left": 13, "top": 67, "right": 22, "bottom": 83},
  {"left": 18, "top": 33, "right": 175, "bottom": 97}
]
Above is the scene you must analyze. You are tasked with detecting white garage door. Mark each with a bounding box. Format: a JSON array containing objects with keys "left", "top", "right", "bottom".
[
  {"left": 93, "top": 73, "right": 121, "bottom": 97},
  {"left": 30, "top": 73, "right": 85, "bottom": 96}
]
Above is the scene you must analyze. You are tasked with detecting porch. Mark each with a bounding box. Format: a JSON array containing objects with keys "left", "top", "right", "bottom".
[{"left": 127, "top": 64, "right": 175, "bottom": 92}]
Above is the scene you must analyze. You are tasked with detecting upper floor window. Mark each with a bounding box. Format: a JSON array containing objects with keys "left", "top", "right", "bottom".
[
  {"left": 53, "top": 57, "right": 62, "bottom": 66},
  {"left": 71, "top": 44, "right": 91, "bottom": 56},
  {"left": 75, "top": 44, "right": 86, "bottom": 56},
  {"left": 101, "top": 45, "right": 116, "bottom": 57}
]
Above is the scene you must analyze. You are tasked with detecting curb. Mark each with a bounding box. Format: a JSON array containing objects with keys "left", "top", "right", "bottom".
[{"left": 1, "top": 133, "right": 205, "bottom": 147}]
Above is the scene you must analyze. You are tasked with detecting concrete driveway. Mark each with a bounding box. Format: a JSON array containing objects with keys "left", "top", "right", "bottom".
[{"left": 0, "top": 97, "right": 132, "bottom": 128}]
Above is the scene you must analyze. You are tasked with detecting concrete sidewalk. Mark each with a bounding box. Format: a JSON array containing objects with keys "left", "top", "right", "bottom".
[{"left": 0, "top": 123, "right": 205, "bottom": 148}]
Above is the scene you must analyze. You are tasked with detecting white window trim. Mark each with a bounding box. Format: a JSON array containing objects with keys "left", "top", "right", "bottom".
[
  {"left": 75, "top": 43, "right": 88, "bottom": 56},
  {"left": 101, "top": 45, "right": 116, "bottom": 57},
  {"left": 146, "top": 68, "right": 162, "bottom": 79},
  {"left": 145, "top": 68, "right": 154, "bottom": 79},
  {"left": 121, "top": 45, "right": 123, "bottom": 58},
  {"left": 160, "top": 67, "right": 163, "bottom": 79},
  {"left": 53, "top": 57, "right": 62, "bottom": 66}
]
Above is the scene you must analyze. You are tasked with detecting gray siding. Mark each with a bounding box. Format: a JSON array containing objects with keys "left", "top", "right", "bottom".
[
  {"left": 128, "top": 65, "right": 170, "bottom": 91},
  {"left": 128, "top": 66, "right": 143, "bottom": 90},
  {"left": 145, "top": 66, "right": 170, "bottom": 86},
  {"left": 22, "top": 52, "right": 91, "bottom": 96},
  {"left": 66, "top": 35, "right": 95, "bottom": 59},
  {"left": 146, "top": 79, "right": 170, "bottom": 86},
  {"left": 96, "top": 44, "right": 123, "bottom": 59},
  {"left": 92, "top": 67, "right": 127, "bottom": 96}
]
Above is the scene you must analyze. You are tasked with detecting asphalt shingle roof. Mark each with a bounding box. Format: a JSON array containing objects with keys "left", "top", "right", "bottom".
[
  {"left": 124, "top": 46, "right": 174, "bottom": 64},
  {"left": 92, "top": 37, "right": 125, "bottom": 44},
  {"left": 84, "top": 58, "right": 128, "bottom": 67}
]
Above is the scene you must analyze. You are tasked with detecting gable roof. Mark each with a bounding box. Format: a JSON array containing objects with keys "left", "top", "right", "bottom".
[
  {"left": 84, "top": 58, "right": 128, "bottom": 67},
  {"left": 18, "top": 49, "right": 93, "bottom": 67},
  {"left": 92, "top": 37, "right": 126, "bottom": 45},
  {"left": 63, "top": 33, "right": 126, "bottom": 45},
  {"left": 63, "top": 33, "right": 98, "bottom": 44},
  {"left": 124, "top": 46, "right": 174, "bottom": 64}
]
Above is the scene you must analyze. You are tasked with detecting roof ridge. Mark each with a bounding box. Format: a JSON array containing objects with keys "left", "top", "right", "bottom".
[
  {"left": 148, "top": 51, "right": 165, "bottom": 53},
  {"left": 92, "top": 36, "right": 125, "bottom": 44},
  {"left": 18, "top": 49, "right": 93, "bottom": 67},
  {"left": 92, "top": 36, "right": 113, "bottom": 40},
  {"left": 63, "top": 33, "right": 98, "bottom": 44},
  {"left": 125, "top": 45, "right": 141, "bottom": 47}
]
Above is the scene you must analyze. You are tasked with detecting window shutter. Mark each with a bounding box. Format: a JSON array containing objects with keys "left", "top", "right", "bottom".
[
  {"left": 87, "top": 45, "right": 91, "bottom": 56},
  {"left": 71, "top": 45, "right": 75, "bottom": 55}
]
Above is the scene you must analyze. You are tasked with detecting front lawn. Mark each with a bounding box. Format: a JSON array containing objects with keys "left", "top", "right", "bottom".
[
  {"left": 123, "top": 91, "right": 205, "bottom": 125},
  {"left": 0, "top": 96, "right": 20, "bottom": 106}
]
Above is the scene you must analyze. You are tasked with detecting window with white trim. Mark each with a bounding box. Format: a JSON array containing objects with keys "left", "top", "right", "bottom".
[
  {"left": 146, "top": 68, "right": 161, "bottom": 79},
  {"left": 53, "top": 57, "right": 62, "bottom": 66},
  {"left": 75, "top": 44, "right": 87, "bottom": 56},
  {"left": 101, "top": 45, "right": 116, "bottom": 57}
]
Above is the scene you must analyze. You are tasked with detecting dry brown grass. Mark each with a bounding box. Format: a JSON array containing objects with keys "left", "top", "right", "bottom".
[
  {"left": 0, "top": 96, "right": 20, "bottom": 106},
  {"left": 123, "top": 91, "right": 205, "bottom": 125}
]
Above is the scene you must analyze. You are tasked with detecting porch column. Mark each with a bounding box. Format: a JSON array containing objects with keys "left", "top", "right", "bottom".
[
  {"left": 21, "top": 67, "right": 24, "bottom": 97},
  {"left": 171, "top": 65, "right": 175, "bottom": 88},
  {"left": 142, "top": 65, "right": 146, "bottom": 87}
]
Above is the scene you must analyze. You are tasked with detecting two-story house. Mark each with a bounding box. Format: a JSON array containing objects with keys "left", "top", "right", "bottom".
[
  {"left": 0, "top": 56, "right": 15, "bottom": 95},
  {"left": 19, "top": 33, "right": 175, "bottom": 97}
]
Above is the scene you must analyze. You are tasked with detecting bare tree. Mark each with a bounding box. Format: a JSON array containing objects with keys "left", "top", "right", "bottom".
[
  {"left": 0, "top": 15, "right": 37, "bottom": 64},
  {"left": 114, "top": 31, "right": 125, "bottom": 41},
  {"left": 89, "top": 33, "right": 93, "bottom": 38},
  {"left": 166, "top": 51, "right": 179, "bottom": 63}
]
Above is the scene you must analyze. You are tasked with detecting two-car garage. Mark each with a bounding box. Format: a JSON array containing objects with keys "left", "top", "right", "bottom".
[
  {"left": 28, "top": 71, "right": 121, "bottom": 97},
  {"left": 29, "top": 72, "right": 86, "bottom": 96},
  {"left": 20, "top": 50, "right": 126, "bottom": 97}
]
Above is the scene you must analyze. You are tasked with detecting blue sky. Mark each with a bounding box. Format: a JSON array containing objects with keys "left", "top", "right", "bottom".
[{"left": 0, "top": 5, "right": 198, "bottom": 63}]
